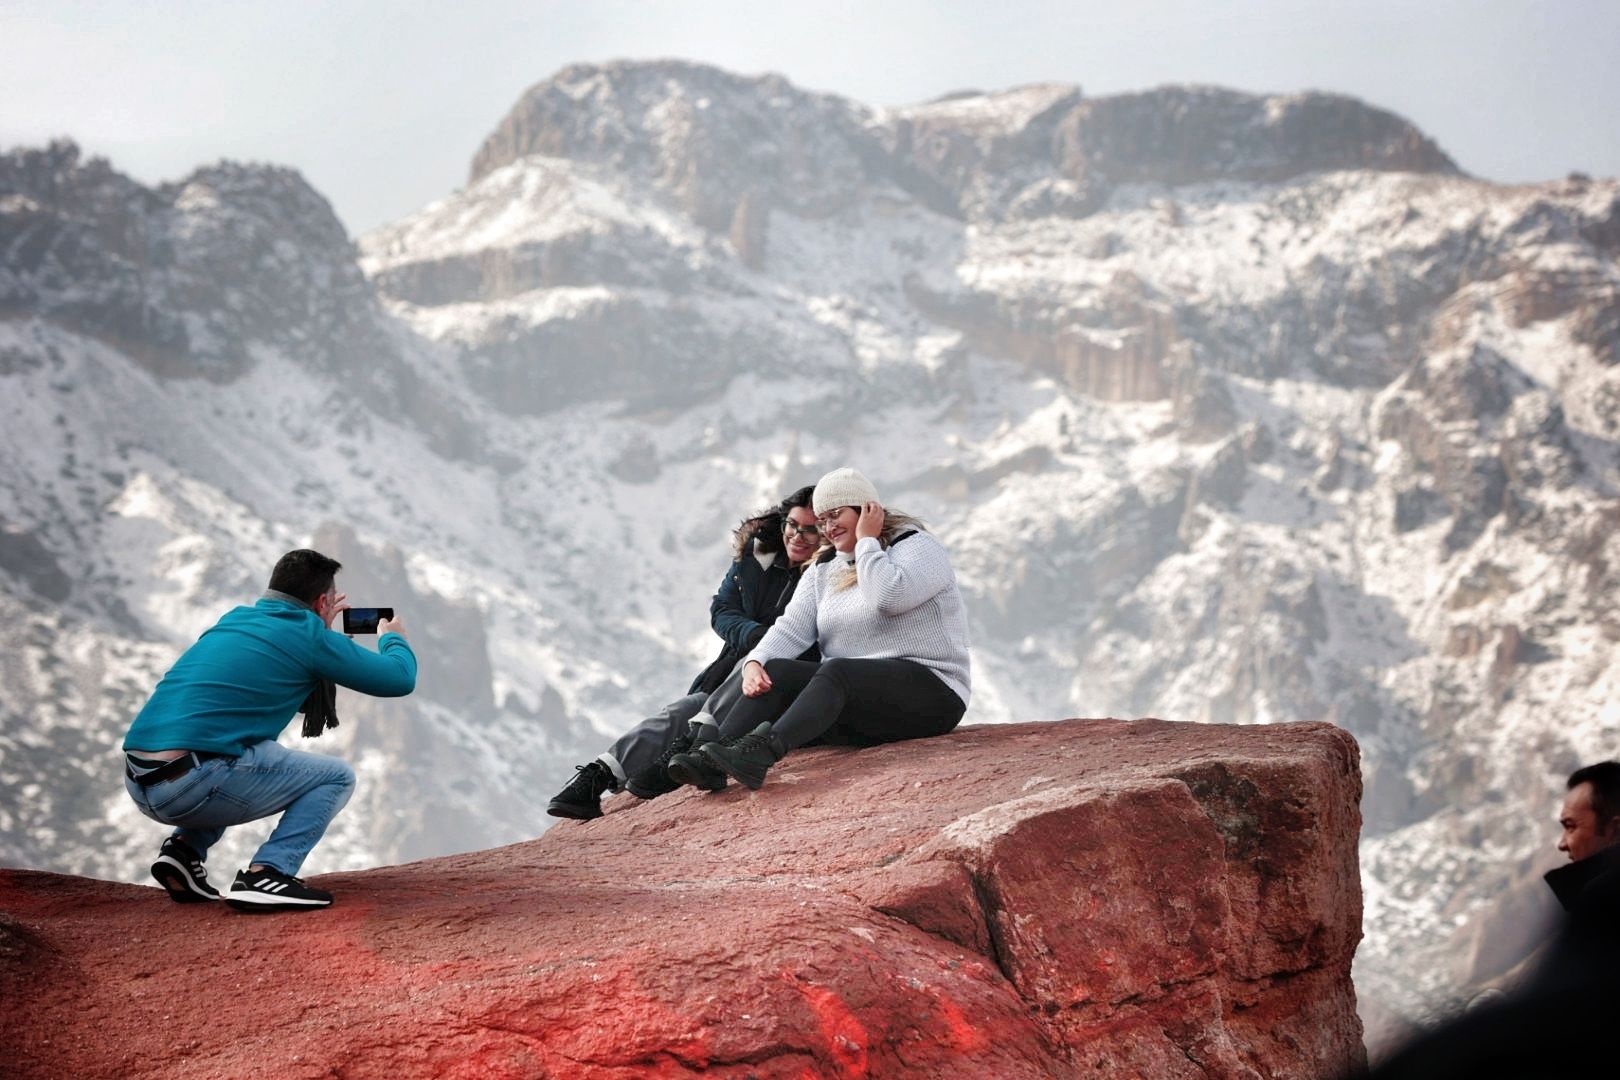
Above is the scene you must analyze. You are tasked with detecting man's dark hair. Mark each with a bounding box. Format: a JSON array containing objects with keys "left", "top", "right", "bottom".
[
  {"left": 268, "top": 549, "right": 342, "bottom": 605},
  {"left": 1568, "top": 761, "right": 1620, "bottom": 826},
  {"left": 735, "top": 485, "right": 817, "bottom": 557}
]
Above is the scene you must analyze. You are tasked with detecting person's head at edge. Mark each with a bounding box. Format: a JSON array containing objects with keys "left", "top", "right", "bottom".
[
  {"left": 736, "top": 485, "right": 821, "bottom": 567},
  {"left": 1558, "top": 760, "right": 1620, "bottom": 862}
]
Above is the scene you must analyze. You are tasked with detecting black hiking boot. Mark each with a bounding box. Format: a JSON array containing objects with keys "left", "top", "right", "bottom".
[
  {"left": 626, "top": 722, "right": 705, "bottom": 799},
  {"left": 698, "top": 722, "right": 787, "bottom": 791},
  {"left": 546, "top": 760, "right": 618, "bottom": 820},
  {"left": 665, "top": 721, "right": 729, "bottom": 792}
]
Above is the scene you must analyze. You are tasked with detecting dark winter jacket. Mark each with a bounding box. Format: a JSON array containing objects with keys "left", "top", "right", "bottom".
[
  {"left": 1361, "top": 846, "right": 1620, "bottom": 1079},
  {"left": 1544, "top": 843, "right": 1620, "bottom": 917},
  {"left": 689, "top": 537, "right": 812, "bottom": 695}
]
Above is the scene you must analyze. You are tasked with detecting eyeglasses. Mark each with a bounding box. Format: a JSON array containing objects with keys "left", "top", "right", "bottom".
[
  {"left": 783, "top": 520, "right": 821, "bottom": 540},
  {"left": 815, "top": 506, "right": 855, "bottom": 529}
]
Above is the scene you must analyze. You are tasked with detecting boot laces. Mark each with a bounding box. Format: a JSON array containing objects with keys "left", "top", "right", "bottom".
[
  {"left": 653, "top": 730, "right": 696, "bottom": 769},
  {"left": 730, "top": 730, "right": 771, "bottom": 757},
  {"left": 570, "top": 762, "right": 612, "bottom": 795}
]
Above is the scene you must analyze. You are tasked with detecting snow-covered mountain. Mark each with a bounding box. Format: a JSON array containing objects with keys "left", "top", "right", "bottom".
[{"left": 4, "top": 60, "right": 1618, "bottom": 1048}]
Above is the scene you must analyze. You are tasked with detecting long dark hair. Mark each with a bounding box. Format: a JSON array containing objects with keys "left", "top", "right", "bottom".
[{"left": 732, "top": 485, "right": 816, "bottom": 558}]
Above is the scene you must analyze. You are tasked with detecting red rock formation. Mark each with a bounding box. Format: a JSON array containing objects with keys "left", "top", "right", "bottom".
[{"left": 0, "top": 719, "right": 1363, "bottom": 1079}]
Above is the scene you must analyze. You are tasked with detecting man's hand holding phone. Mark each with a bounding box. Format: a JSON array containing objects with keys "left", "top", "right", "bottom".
[
  {"left": 342, "top": 607, "right": 398, "bottom": 636},
  {"left": 377, "top": 614, "right": 407, "bottom": 641},
  {"left": 319, "top": 591, "right": 349, "bottom": 630}
]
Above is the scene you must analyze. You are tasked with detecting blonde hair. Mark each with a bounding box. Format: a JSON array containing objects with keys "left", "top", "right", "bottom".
[{"left": 829, "top": 511, "right": 927, "bottom": 592}]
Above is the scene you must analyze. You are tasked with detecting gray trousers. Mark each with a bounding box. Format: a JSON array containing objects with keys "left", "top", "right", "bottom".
[{"left": 597, "top": 663, "right": 747, "bottom": 785}]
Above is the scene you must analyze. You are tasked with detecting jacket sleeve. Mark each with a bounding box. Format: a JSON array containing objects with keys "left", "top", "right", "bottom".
[
  {"left": 853, "top": 533, "right": 955, "bottom": 616},
  {"left": 744, "top": 567, "right": 819, "bottom": 668},
  {"left": 312, "top": 629, "right": 418, "bottom": 697},
  {"left": 709, "top": 556, "right": 766, "bottom": 651}
]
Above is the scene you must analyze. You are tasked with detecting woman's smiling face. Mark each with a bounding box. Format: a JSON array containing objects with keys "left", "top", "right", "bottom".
[
  {"left": 782, "top": 506, "right": 822, "bottom": 565},
  {"left": 817, "top": 505, "right": 858, "bottom": 553}
]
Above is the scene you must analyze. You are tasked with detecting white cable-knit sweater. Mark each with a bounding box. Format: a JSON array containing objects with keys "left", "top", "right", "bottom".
[{"left": 743, "top": 530, "right": 971, "bottom": 706}]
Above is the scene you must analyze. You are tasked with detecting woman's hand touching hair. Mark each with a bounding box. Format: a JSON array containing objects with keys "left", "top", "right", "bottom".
[{"left": 855, "top": 501, "right": 885, "bottom": 542}]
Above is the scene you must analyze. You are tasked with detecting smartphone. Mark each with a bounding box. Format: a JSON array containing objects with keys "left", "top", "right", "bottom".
[{"left": 341, "top": 607, "right": 395, "bottom": 634}]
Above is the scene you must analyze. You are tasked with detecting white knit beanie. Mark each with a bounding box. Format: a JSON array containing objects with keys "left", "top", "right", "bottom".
[{"left": 812, "top": 467, "right": 879, "bottom": 514}]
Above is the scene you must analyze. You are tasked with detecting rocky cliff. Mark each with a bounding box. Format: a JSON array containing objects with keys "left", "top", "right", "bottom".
[
  {"left": 470, "top": 62, "right": 1455, "bottom": 228},
  {"left": 0, "top": 718, "right": 1363, "bottom": 1079}
]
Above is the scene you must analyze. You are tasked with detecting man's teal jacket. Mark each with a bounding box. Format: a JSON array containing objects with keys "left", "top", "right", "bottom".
[{"left": 123, "top": 596, "right": 417, "bottom": 755}]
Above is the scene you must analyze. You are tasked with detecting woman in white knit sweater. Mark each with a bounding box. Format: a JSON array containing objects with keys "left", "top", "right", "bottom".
[{"left": 667, "top": 467, "right": 970, "bottom": 792}]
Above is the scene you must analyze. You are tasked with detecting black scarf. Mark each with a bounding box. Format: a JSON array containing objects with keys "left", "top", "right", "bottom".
[
  {"left": 299, "top": 678, "right": 339, "bottom": 738},
  {"left": 264, "top": 589, "right": 341, "bottom": 738}
]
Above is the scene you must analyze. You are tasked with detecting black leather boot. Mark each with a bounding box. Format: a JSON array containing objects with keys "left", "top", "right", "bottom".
[
  {"left": 666, "top": 720, "right": 729, "bottom": 791},
  {"left": 627, "top": 720, "right": 705, "bottom": 799},
  {"left": 698, "top": 722, "right": 787, "bottom": 791}
]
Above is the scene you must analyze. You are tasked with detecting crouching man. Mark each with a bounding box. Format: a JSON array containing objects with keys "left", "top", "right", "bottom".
[{"left": 122, "top": 549, "right": 417, "bottom": 912}]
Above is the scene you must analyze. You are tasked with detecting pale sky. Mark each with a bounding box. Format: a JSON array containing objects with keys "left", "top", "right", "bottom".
[{"left": 3, "top": 0, "right": 1618, "bottom": 236}]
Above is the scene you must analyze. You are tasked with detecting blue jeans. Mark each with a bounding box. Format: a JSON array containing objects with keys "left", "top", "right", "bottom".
[{"left": 124, "top": 739, "right": 355, "bottom": 876}]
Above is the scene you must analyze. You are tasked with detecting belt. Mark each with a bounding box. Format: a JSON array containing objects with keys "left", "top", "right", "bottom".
[{"left": 125, "top": 750, "right": 234, "bottom": 787}]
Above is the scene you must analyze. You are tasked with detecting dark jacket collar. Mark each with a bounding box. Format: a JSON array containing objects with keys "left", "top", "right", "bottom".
[
  {"left": 1544, "top": 844, "right": 1620, "bottom": 912},
  {"left": 743, "top": 536, "right": 791, "bottom": 571}
]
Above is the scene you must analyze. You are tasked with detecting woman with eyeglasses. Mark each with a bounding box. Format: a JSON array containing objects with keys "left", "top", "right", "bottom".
[
  {"left": 667, "top": 467, "right": 969, "bottom": 792},
  {"left": 546, "top": 484, "right": 824, "bottom": 819}
]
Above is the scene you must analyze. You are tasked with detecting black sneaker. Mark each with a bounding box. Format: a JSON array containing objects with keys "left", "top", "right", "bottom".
[
  {"left": 225, "top": 866, "right": 333, "bottom": 912},
  {"left": 699, "top": 722, "right": 787, "bottom": 791},
  {"left": 150, "top": 836, "right": 220, "bottom": 903},
  {"left": 546, "top": 760, "right": 617, "bottom": 820}
]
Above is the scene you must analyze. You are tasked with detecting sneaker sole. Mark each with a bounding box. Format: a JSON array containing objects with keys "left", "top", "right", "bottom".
[
  {"left": 545, "top": 798, "right": 602, "bottom": 820},
  {"left": 225, "top": 891, "right": 332, "bottom": 912},
  {"left": 151, "top": 858, "right": 219, "bottom": 903}
]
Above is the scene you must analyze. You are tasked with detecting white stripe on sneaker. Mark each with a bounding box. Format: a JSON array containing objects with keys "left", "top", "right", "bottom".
[
  {"left": 225, "top": 868, "right": 333, "bottom": 911},
  {"left": 153, "top": 855, "right": 215, "bottom": 898}
]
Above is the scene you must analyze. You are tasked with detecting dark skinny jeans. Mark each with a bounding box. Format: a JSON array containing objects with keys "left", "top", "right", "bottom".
[{"left": 719, "top": 656, "right": 965, "bottom": 751}]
